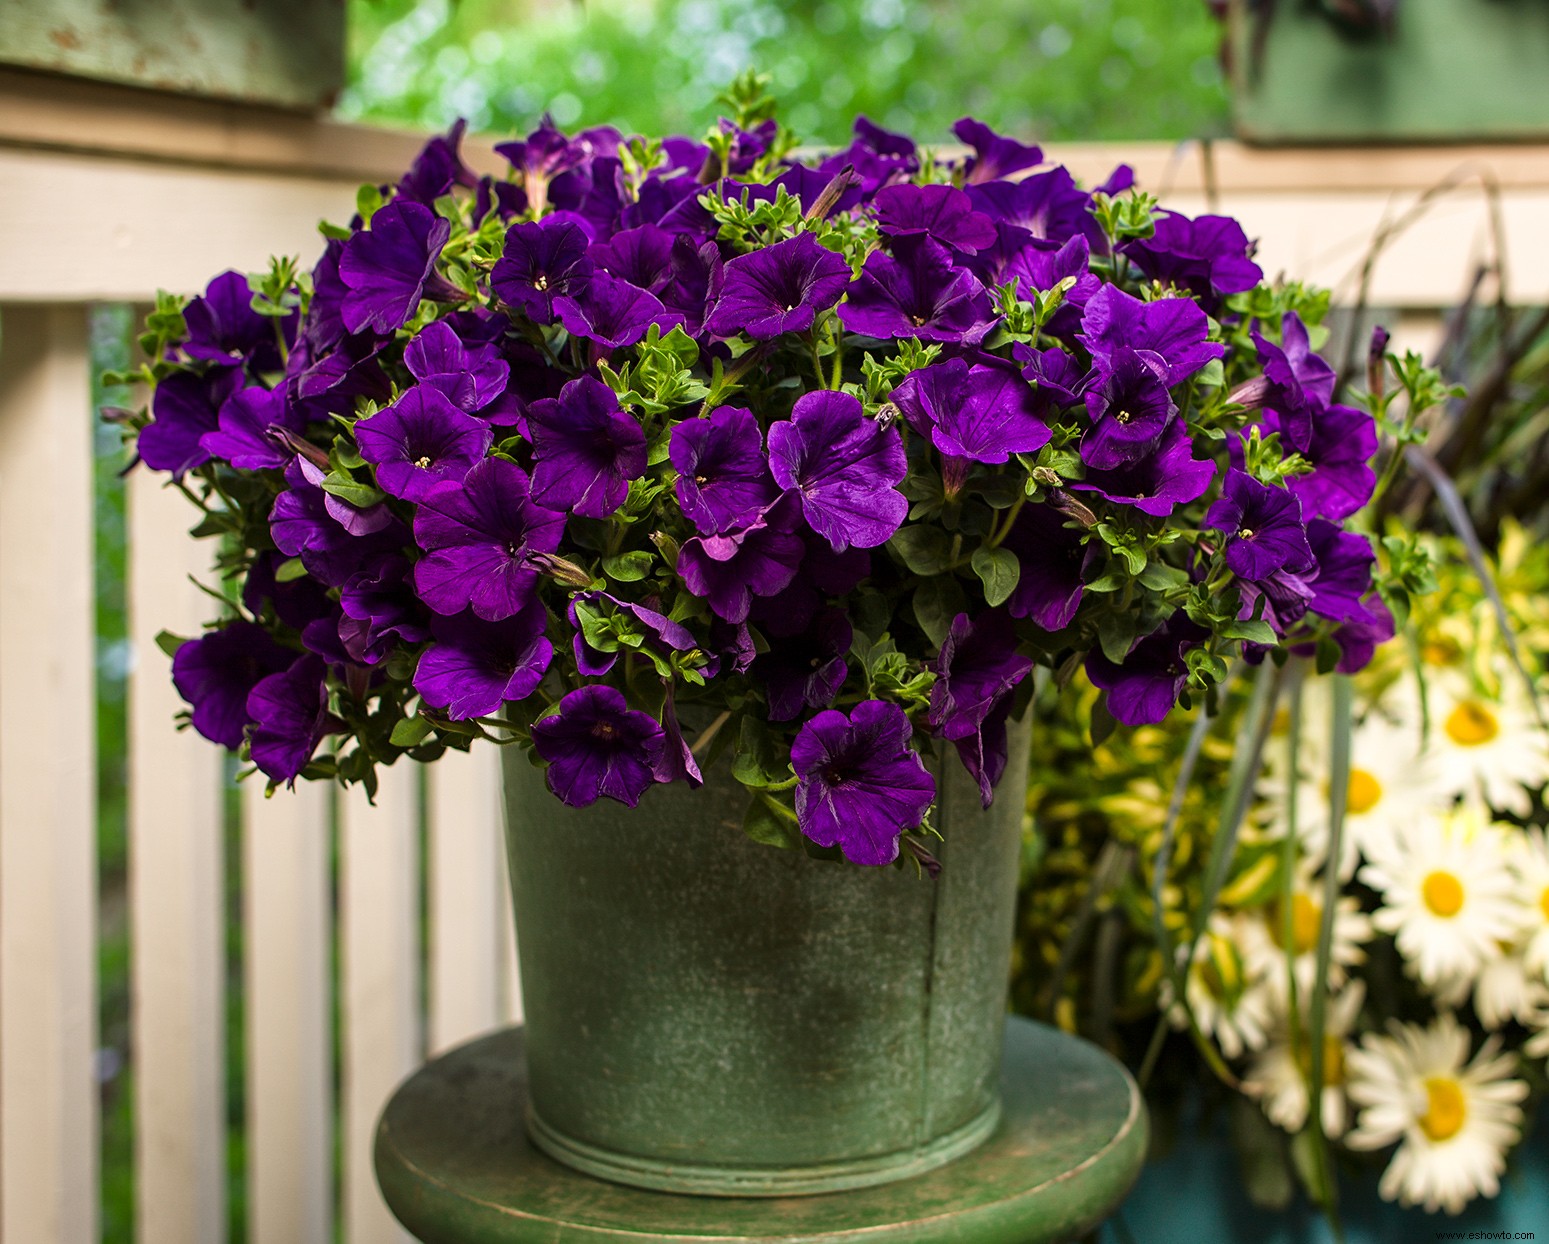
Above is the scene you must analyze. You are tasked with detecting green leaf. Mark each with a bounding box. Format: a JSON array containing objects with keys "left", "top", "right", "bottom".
[
  {"left": 1230, "top": 1096, "right": 1295, "bottom": 1212},
  {"left": 1222, "top": 618, "right": 1277, "bottom": 646},
  {"left": 602, "top": 551, "right": 655, "bottom": 582},
  {"left": 888, "top": 526, "right": 953, "bottom": 576},
  {"left": 274, "top": 557, "right": 310, "bottom": 584},
  {"left": 970, "top": 545, "right": 1020, "bottom": 608},
  {"left": 742, "top": 794, "right": 802, "bottom": 850},
  {"left": 390, "top": 715, "right": 435, "bottom": 747},
  {"left": 1097, "top": 611, "right": 1139, "bottom": 666},
  {"left": 912, "top": 575, "right": 965, "bottom": 648},
  {"left": 1195, "top": 357, "right": 1226, "bottom": 389},
  {"left": 1089, "top": 695, "right": 1117, "bottom": 749},
  {"left": 320, "top": 471, "right": 385, "bottom": 509},
  {"left": 155, "top": 629, "right": 190, "bottom": 658},
  {"left": 731, "top": 716, "right": 784, "bottom": 788}
]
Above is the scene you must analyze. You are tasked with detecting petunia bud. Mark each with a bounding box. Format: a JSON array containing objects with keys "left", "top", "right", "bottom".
[
  {"left": 530, "top": 551, "right": 593, "bottom": 588},
  {"left": 266, "top": 425, "right": 330, "bottom": 468},
  {"left": 1367, "top": 324, "right": 1390, "bottom": 402},
  {"left": 805, "top": 164, "right": 857, "bottom": 221}
]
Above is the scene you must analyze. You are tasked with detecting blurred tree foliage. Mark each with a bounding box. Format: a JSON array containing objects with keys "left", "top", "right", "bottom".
[{"left": 341, "top": 0, "right": 1230, "bottom": 145}]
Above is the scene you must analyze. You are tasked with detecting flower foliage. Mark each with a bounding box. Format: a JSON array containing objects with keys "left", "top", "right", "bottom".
[{"left": 121, "top": 75, "right": 1397, "bottom": 868}]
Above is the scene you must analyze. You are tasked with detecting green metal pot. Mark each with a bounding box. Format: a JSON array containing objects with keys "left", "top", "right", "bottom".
[{"left": 500, "top": 715, "right": 1031, "bottom": 1198}]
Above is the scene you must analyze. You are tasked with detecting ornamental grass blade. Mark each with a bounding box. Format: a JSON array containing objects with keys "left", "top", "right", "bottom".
[
  {"left": 1405, "top": 444, "right": 1548, "bottom": 730},
  {"left": 1305, "top": 673, "right": 1353, "bottom": 1237}
]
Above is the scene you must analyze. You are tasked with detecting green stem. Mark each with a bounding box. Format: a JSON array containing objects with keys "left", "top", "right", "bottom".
[{"left": 986, "top": 495, "right": 1027, "bottom": 549}]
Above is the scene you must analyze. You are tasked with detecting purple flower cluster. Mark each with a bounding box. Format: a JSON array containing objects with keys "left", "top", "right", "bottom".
[{"left": 129, "top": 100, "right": 1393, "bottom": 864}]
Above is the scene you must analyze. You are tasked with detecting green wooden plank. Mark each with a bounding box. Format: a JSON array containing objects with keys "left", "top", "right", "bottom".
[
  {"left": 0, "top": 0, "right": 344, "bottom": 111},
  {"left": 1231, "top": 0, "right": 1549, "bottom": 143}
]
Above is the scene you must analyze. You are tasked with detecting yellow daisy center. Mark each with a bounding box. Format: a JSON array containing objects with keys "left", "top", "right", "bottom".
[
  {"left": 1271, "top": 893, "right": 1323, "bottom": 956},
  {"left": 1347, "top": 768, "right": 1382, "bottom": 815},
  {"left": 1294, "top": 1034, "right": 1348, "bottom": 1087},
  {"left": 1419, "top": 1076, "right": 1467, "bottom": 1142},
  {"left": 1422, "top": 636, "right": 1462, "bottom": 666},
  {"left": 1422, "top": 870, "right": 1466, "bottom": 918},
  {"left": 1444, "top": 700, "right": 1499, "bottom": 747},
  {"left": 1539, "top": 884, "right": 1549, "bottom": 924},
  {"left": 1197, "top": 935, "right": 1243, "bottom": 1003}
]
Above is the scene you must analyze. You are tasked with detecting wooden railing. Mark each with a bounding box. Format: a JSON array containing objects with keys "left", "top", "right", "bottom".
[{"left": 1, "top": 63, "right": 1545, "bottom": 1244}]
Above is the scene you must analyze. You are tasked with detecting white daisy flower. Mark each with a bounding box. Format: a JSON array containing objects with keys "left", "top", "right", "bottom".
[
  {"left": 1346, "top": 1012, "right": 1527, "bottom": 1214},
  {"left": 1240, "top": 877, "right": 1372, "bottom": 1004},
  {"left": 1469, "top": 946, "right": 1549, "bottom": 1030},
  {"left": 1162, "top": 912, "right": 1274, "bottom": 1060},
  {"left": 1361, "top": 805, "right": 1523, "bottom": 987},
  {"left": 1510, "top": 827, "right": 1549, "bottom": 977},
  {"left": 1243, "top": 982, "right": 1364, "bottom": 1137},
  {"left": 1260, "top": 688, "right": 1445, "bottom": 879},
  {"left": 1525, "top": 1008, "right": 1549, "bottom": 1061},
  {"left": 1421, "top": 672, "right": 1549, "bottom": 817}
]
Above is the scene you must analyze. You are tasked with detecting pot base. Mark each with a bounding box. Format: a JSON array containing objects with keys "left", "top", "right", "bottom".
[
  {"left": 525, "top": 1093, "right": 1002, "bottom": 1197},
  {"left": 375, "top": 1017, "right": 1149, "bottom": 1244}
]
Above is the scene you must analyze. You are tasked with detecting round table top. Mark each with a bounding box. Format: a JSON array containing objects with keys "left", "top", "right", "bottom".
[{"left": 375, "top": 1016, "right": 1148, "bottom": 1244}]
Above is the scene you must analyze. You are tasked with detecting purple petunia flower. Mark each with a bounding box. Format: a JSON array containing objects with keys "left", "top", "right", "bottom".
[
  {"left": 526, "top": 375, "right": 647, "bottom": 518},
  {"left": 412, "top": 457, "right": 567, "bottom": 620},
  {"left": 200, "top": 383, "right": 306, "bottom": 472},
  {"left": 751, "top": 535, "right": 871, "bottom": 638},
  {"left": 871, "top": 184, "right": 997, "bottom": 253},
  {"left": 1081, "top": 348, "right": 1178, "bottom": 470},
  {"left": 952, "top": 695, "right": 1014, "bottom": 809},
  {"left": 791, "top": 700, "right": 936, "bottom": 867},
  {"left": 171, "top": 622, "right": 296, "bottom": 749},
  {"left": 767, "top": 390, "right": 909, "bottom": 552},
  {"left": 337, "top": 557, "right": 432, "bottom": 665},
  {"left": 592, "top": 224, "right": 678, "bottom": 294},
  {"left": 1017, "top": 344, "right": 1091, "bottom": 410},
  {"left": 929, "top": 610, "right": 1033, "bottom": 744},
  {"left": 269, "top": 458, "right": 408, "bottom": 588},
  {"left": 182, "top": 269, "right": 293, "bottom": 372},
  {"left": 659, "top": 235, "right": 724, "bottom": 335},
  {"left": 1072, "top": 420, "right": 1215, "bottom": 517},
  {"left": 1285, "top": 403, "right": 1378, "bottom": 522},
  {"left": 1206, "top": 470, "right": 1315, "bottom": 583},
  {"left": 1302, "top": 520, "right": 1378, "bottom": 625},
  {"left": 246, "top": 655, "right": 339, "bottom": 784},
  {"left": 966, "top": 168, "right": 1101, "bottom": 248},
  {"left": 413, "top": 604, "right": 553, "bottom": 721},
  {"left": 670, "top": 405, "right": 778, "bottom": 535},
  {"left": 339, "top": 201, "right": 455, "bottom": 336},
  {"left": 355, "top": 385, "right": 493, "bottom": 502},
  {"left": 1002, "top": 503, "right": 1092, "bottom": 631},
  {"left": 566, "top": 591, "right": 698, "bottom": 678},
  {"left": 651, "top": 683, "right": 704, "bottom": 789},
  {"left": 1078, "top": 284, "right": 1224, "bottom": 386},
  {"left": 1318, "top": 594, "right": 1394, "bottom": 675},
  {"left": 403, "top": 320, "right": 511, "bottom": 414},
  {"left": 952, "top": 118, "right": 1043, "bottom": 185},
  {"left": 490, "top": 216, "right": 594, "bottom": 324},
  {"left": 554, "top": 273, "right": 685, "bottom": 351},
  {"left": 677, "top": 499, "right": 805, "bottom": 624},
  {"left": 704, "top": 234, "right": 851, "bottom": 340},
  {"left": 1086, "top": 613, "right": 1209, "bottom": 726},
  {"left": 1125, "top": 212, "right": 1263, "bottom": 308},
  {"left": 1251, "top": 313, "right": 1337, "bottom": 453},
  {"left": 893, "top": 357, "right": 1051, "bottom": 469},
  {"left": 977, "top": 235, "right": 1100, "bottom": 335},
  {"left": 140, "top": 367, "right": 241, "bottom": 480},
  {"left": 531, "top": 684, "right": 663, "bottom": 808},
  {"left": 752, "top": 607, "right": 852, "bottom": 721},
  {"left": 838, "top": 237, "right": 996, "bottom": 345},
  {"left": 397, "top": 121, "right": 477, "bottom": 206}
]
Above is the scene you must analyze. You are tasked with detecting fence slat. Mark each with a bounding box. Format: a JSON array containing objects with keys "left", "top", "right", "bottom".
[
  {"left": 340, "top": 765, "right": 421, "bottom": 1244},
  {"left": 0, "top": 303, "right": 99, "bottom": 1244},
  {"left": 427, "top": 746, "right": 508, "bottom": 1054},
  {"left": 244, "top": 779, "right": 333, "bottom": 1244},
  {"left": 127, "top": 465, "right": 229, "bottom": 1244}
]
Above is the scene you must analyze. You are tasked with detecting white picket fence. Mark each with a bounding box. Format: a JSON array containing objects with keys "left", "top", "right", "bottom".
[{"left": 1, "top": 67, "right": 1546, "bottom": 1244}]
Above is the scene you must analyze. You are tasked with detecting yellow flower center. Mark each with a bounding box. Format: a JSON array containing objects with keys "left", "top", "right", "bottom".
[
  {"left": 1293, "top": 1034, "right": 1348, "bottom": 1087},
  {"left": 1272, "top": 892, "right": 1323, "bottom": 956},
  {"left": 1197, "top": 935, "right": 1243, "bottom": 1004},
  {"left": 1422, "top": 636, "right": 1462, "bottom": 666},
  {"left": 1422, "top": 870, "right": 1466, "bottom": 918},
  {"left": 1444, "top": 700, "right": 1499, "bottom": 747},
  {"left": 1539, "top": 884, "right": 1549, "bottom": 924},
  {"left": 1347, "top": 768, "right": 1383, "bottom": 815},
  {"left": 1419, "top": 1076, "right": 1467, "bottom": 1142}
]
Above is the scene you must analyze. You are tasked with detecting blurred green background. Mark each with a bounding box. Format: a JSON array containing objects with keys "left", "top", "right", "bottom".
[{"left": 339, "top": 0, "right": 1230, "bottom": 144}]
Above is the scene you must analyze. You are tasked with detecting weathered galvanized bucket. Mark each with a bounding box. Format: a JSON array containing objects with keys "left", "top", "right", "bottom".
[{"left": 500, "top": 716, "right": 1031, "bottom": 1197}]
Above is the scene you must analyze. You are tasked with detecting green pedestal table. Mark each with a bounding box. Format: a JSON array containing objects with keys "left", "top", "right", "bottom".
[{"left": 374, "top": 1017, "right": 1148, "bottom": 1244}]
